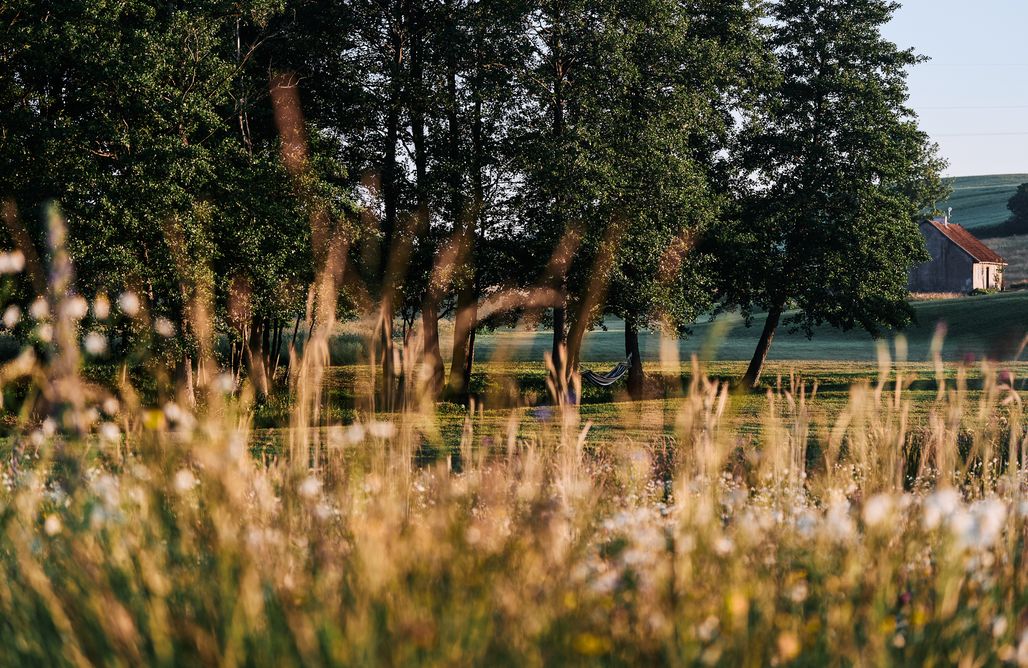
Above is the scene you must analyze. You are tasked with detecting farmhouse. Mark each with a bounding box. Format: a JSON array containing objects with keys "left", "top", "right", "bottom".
[{"left": 908, "top": 217, "right": 1007, "bottom": 293}]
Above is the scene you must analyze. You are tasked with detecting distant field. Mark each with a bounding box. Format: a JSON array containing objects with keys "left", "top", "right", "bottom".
[
  {"left": 980, "top": 233, "right": 1028, "bottom": 287},
  {"left": 940, "top": 173, "right": 1028, "bottom": 231},
  {"left": 455, "top": 291, "right": 1028, "bottom": 364}
]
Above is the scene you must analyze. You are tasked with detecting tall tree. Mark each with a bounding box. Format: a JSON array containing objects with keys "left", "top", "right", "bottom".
[
  {"left": 721, "top": 0, "right": 946, "bottom": 387},
  {"left": 565, "top": 0, "right": 768, "bottom": 398}
]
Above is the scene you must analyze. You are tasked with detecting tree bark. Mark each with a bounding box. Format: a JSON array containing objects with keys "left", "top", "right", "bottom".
[
  {"left": 245, "top": 318, "right": 269, "bottom": 401},
  {"left": 625, "top": 316, "right": 643, "bottom": 400},
  {"left": 462, "top": 310, "right": 477, "bottom": 393},
  {"left": 422, "top": 300, "right": 444, "bottom": 394},
  {"left": 743, "top": 304, "right": 783, "bottom": 388},
  {"left": 410, "top": 8, "right": 444, "bottom": 396},
  {"left": 449, "top": 285, "right": 475, "bottom": 396},
  {"left": 551, "top": 305, "right": 566, "bottom": 372}
]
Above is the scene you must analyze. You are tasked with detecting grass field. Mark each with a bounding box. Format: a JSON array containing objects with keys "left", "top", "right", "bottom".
[
  {"left": 456, "top": 290, "right": 1028, "bottom": 364},
  {"left": 981, "top": 233, "right": 1028, "bottom": 288},
  {"left": 939, "top": 173, "right": 1028, "bottom": 232}
]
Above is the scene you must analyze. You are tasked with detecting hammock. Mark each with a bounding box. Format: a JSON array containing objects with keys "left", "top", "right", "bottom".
[{"left": 581, "top": 355, "right": 632, "bottom": 388}]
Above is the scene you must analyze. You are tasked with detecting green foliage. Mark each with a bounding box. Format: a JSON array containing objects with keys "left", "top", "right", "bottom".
[{"left": 717, "top": 0, "right": 947, "bottom": 380}]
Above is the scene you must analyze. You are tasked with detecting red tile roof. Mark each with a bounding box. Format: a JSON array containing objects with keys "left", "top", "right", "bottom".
[{"left": 923, "top": 219, "right": 1006, "bottom": 264}]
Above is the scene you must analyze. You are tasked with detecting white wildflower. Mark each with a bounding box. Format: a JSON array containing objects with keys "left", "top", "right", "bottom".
[
  {"left": 99, "top": 422, "right": 120, "bottom": 443},
  {"left": 863, "top": 493, "right": 894, "bottom": 528},
  {"left": 41, "top": 417, "right": 57, "bottom": 437},
  {"left": 299, "top": 475, "right": 321, "bottom": 499},
  {"left": 93, "top": 294, "right": 110, "bottom": 320},
  {"left": 102, "top": 397, "right": 120, "bottom": 416},
  {"left": 216, "top": 373, "right": 235, "bottom": 393},
  {"left": 29, "top": 297, "right": 48, "bottom": 320},
  {"left": 825, "top": 497, "right": 856, "bottom": 543},
  {"left": 63, "top": 295, "right": 88, "bottom": 320},
  {"left": 154, "top": 317, "right": 175, "bottom": 337},
  {"left": 2, "top": 305, "right": 20, "bottom": 328},
  {"left": 713, "top": 536, "right": 734, "bottom": 556},
  {"left": 83, "top": 331, "right": 107, "bottom": 355},
  {"left": 36, "top": 323, "right": 52, "bottom": 342},
  {"left": 173, "top": 469, "right": 197, "bottom": 493},
  {"left": 0, "top": 250, "right": 25, "bottom": 274},
  {"left": 118, "top": 292, "right": 140, "bottom": 317},
  {"left": 368, "top": 420, "right": 396, "bottom": 439},
  {"left": 924, "top": 488, "right": 962, "bottom": 530},
  {"left": 1017, "top": 629, "right": 1028, "bottom": 666},
  {"left": 346, "top": 423, "right": 366, "bottom": 444},
  {"left": 44, "top": 514, "right": 62, "bottom": 536}
]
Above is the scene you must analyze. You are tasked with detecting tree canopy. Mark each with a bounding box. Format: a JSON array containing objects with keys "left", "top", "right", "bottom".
[{"left": 0, "top": 0, "right": 945, "bottom": 400}]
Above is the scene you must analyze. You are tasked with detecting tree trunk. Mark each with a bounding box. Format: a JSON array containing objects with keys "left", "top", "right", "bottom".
[
  {"left": 551, "top": 305, "right": 566, "bottom": 372},
  {"left": 411, "top": 9, "right": 444, "bottom": 397},
  {"left": 743, "top": 304, "right": 783, "bottom": 388},
  {"left": 422, "top": 300, "right": 444, "bottom": 394},
  {"left": 462, "top": 310, "right": 477, "bottom": 393},
  {"left": 246, "top": 319, "right": 269, "bottom": 401},
  {"left": 261, "top": 316, "right": 272, "bottom": 376},
  {"left": 177, "top": 354, "right": 196, "bottom": 408},
  {"left": 625, "top": 316, "right": 643, "bottom": 400},
  {"left": 379, "top": 0, "right": 404, "bottom": 402},
  {"left": 449, "top": 286, "right": 475, "bottom": 396},
  {"left": 548, "top": 19, "right": 568, "bottom": 372},
  {"left": 271, "top": 319, "right": 283, "bottom": 380}
]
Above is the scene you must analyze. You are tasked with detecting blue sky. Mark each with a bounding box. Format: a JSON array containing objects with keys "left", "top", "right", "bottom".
[{"left": 883, "top": 1, "right": 1028, "bottom": 176}]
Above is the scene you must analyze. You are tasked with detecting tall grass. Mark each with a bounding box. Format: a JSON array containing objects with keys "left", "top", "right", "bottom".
[{"left": 0, "top": 248, "right": 1027, "bottom": 665}]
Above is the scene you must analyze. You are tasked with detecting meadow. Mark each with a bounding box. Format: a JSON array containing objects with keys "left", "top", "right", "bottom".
[
  {"left": 940, "top": 174, "right": 1028, "bottom": 233},
  {"left": 2, "top": 284, "right": 1027, "bottom": 666}
]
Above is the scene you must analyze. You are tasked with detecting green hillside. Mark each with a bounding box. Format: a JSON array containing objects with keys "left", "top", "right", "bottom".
[
  {"left": 464, "top": 291, "right": 1028, "bottom": 364},
  {"left": 939, "top": 173, "right": 1028, "bottom": 231}
]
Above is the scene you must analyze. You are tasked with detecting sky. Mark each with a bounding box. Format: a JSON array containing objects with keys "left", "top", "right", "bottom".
[{"left": 883, "top": 0, "right": 1028, "bottom": 177}]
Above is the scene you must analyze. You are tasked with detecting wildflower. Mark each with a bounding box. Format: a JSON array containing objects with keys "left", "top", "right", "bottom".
[
  {"left": 41, "top": 417, "right": 57, "bottom": 437},
  {"left": 825, "top": 497, "right": 856, "bottom": 543},
  {"left": 118, "top": 292, "right": 140, "bottom": 317},
  {"left": 923, "top": 488, "right": 961, "bottom": 530},
  {"left": 951, "top": 499, "right": 1007, "bottom": 549},
  {"left": 84, "top": 331, "right": 107, "bottom": 355},
  {"left": 163, "top": 402, "right": 183, "bottom": 423},
  {"left": 2, "top": 305, "right": 20, "bottom": 328},
  {"left": 713, "top": 536, "right": 734, "bottom": 556},
  {"left": 43, "top": 514, "right": 62, "bottom": 536},
  {"left": 173, "top": 469, "right": 197, "bottom": 493},
  {"left": 368, "top": 420, "right": 396, "bottom": 439},
  {"left": 62, "top": 295, "right": 88, "bottom": 320},
  {"left": 154, "top": 317, "right": 175, "bottom": 337},
  {"left": 863, "top": 493, "right": 894, "bottom": 528},
  {"left": 789, "top": 581, "right": 809, "bottom": 604},
  {"left": 994, "top": 616, "right": 1009, "bottom": 638},
  {"left": 99, "top": 422, "right": 120, "bottom": 442},
  {"left": 299, "top": 475, "right": 321, "bottom": 499},
  {"left": 696, "top": 616, "right": 719, "bottom": 642},
  {"left": 777, "top": 631, "right": 801, "bottom": 661},
  {"left": 0, "top": 250, "right": 25, "bottom": 274},
  {"left": 29, "top": 297, "right": 48, "bottom": 320},
  {"left": 93, "top": 294, "right": 110, "bottom": 320},
  {"left": 36, "top": 323, "right": 52, "bottom": 342},
  {"left": 102, "top": 397, "right": 120, "bottom": 416},
  {"left": 345, "top": 423, "right": 366, "bottom": 444},
  {"left": 216, "top": 373, "right": 235, "bottom": 393},
  {"left": 1017, "top": 629, "right": 1028, "bottom": 666}
]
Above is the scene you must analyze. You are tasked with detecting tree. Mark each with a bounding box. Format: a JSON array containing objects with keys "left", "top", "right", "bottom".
[
  {"left": 1004, "top": 183, "right": 1028, "bottom": 234},
  {"left": 0, "top": 1, "right": 348, "bottom": 401},
  {"left": 722, "top": 0, "right": 946, "bottom": 387},
  {"left": 567, "top": 0, "right": 768, "bottom": 399}
]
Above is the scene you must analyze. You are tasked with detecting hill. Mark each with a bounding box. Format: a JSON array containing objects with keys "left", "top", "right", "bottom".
[
  {"left": 939, "top": 173, "right": 1028, "bottom": 233},
  {"left": 462, "top": 291, "right": 1028, "bottom": 363}
]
